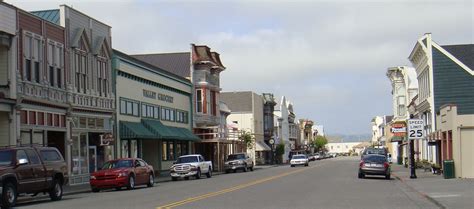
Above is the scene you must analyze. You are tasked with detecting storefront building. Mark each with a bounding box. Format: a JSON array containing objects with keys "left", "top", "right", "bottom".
[
  {"left": 114, "top": 50, "right": 199, "bottom": 173},
  {"left": 0, "top": 3, "right": 18, "bottom": 146}
]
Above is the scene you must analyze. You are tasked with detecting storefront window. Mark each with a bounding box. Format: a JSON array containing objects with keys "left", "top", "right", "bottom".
[
  {"left": 169, "top": 142, "right": 174, "bottom": 160},
  {"left": 79, "top": 117, "right": 87, "bottom": 128},
  {"left": 71, "top": 134, "right": 88, "bottom": 175},
  {"left": 20, "top": 131, "right": 31, "bottom": 145},
  {"left": 96, "top": 118, "right": 104, "bottom": 129},
  {"left": 176, "top": 143, "right": 181, "bottom": 157},
  {"left": 130, "top": 140, "right": 138, "bottom": 158},
  {"left": 33, "top": 131, "right": 43, "bottom": 145},
  {"left": 88, "top": 118, "right": 96, "bottom": 129},
  {"left": 121, "top": 140, "right": 129, "bottom": 158},
  {"left": 162, "top": 141, "right": 167, "bottom": 161}
]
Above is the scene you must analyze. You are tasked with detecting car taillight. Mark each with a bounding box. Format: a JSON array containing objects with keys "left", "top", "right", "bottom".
[
  {"left": 359, "top": 161, "right": 364, "bottom": 168},
  {"left": 384, "top": 162, "right": 389, "bottom": 169}
]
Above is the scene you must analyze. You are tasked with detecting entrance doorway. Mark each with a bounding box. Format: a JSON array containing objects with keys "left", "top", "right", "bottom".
[
  {"left": 47, "top": 131, "right": 65, "bottom": 157},
  {"left": 89, "top": 146, "right": 97, "bottom": 173}
]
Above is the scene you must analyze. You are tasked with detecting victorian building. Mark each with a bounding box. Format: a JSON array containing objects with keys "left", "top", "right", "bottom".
[
  {"left": 262, "top": 93, "right": 277, "bottom": 164},
  {"left": 274, "top": 96, "right": 299, "bottom": 163},
  {"left": 408, "top": 34, "right": 474, "bottom": 169},
  {"left": 31, "top": 5, "right": 115, "bottom": 184}
]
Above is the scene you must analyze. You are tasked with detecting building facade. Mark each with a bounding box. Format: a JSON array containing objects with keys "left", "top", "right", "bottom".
[
  {"left": 0, "top": 2, "right": 18, "bottom": 146},
  {"left": 262, "top": 93, "right": 276, "bottom": 164},
  {"left": 408, "top": 33, "right": 474, "bottom": 167},
  {"left": 113, "top": 50, "right": 198, "bottom": 173}
]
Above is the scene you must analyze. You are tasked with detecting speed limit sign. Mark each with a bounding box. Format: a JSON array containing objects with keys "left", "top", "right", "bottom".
[{"left": 407, "top": 119, "right": 424, "bottom": 139}]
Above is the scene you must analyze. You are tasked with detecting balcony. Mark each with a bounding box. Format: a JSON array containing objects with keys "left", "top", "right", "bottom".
[
  {"left": 194, "top": 114, "right": 220, "bottom": 127},
  {"left": 17, "top": 81, "right": 67, "bottom": 104}
]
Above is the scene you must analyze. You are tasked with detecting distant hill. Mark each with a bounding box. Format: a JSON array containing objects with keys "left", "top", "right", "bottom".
[{"left": 326, "top": 134, "right": 371, "bottom": 143}]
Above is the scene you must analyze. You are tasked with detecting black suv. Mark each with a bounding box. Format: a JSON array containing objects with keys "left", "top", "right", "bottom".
[{"left": 0, "top": 146, "right": 68, "bottom": 208}]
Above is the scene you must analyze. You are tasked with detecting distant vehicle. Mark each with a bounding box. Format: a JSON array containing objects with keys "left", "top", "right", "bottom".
[
  {"left": 224, "top": 153, "right": 254, "bottom": 173},
  {"left": 0, "top": 146, "right": 68, "bottom": 208},
  {"left": 361, "top": 147, "right": 387, "bottom": 159},
  {"left": 387, "top": 153, "right": 392, "bottom": 164},
  {"left": 314, "top": 153, "right": 321, "bottom": 160},
  {"left": 290, "top": 154, "right": 309, "bottom": 167},
  {"left": 358, "top": 154, "right": 391, "bottom": 179},
  {"left": 170, "top": 154, "right": 212, "bottom": 181},
  {"left": 90, "top": 158, "right": 154, "bottom": 192},
  {"left": 329, "top": 153, "right": 337, "bottom": 158},
  {"left": 308, "top": 154, "right": 316, "bottom": 161}
]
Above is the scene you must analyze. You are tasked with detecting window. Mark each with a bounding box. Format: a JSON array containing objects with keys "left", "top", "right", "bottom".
[
  {"left": 168, "top": 142, "right": 174, "bottom": 161},
  {"left": 16, "top": 150, "right": 29, "bottom": 164},
  {"left": 25, "top": 59, "right": 32, "bottom": 81},
  {"left": 49, "top": 66, "right": 55, "bottom": 87},
  {"left": 120, "top": 100, "right": 126, "bottom": 114},
  {"left": 161, "top": 107, "right": 175, "bottom": 121},
  {"left": 162, "top": 141, "right": 168, "bottom": 161},
  {"left": 75, "top": 50, "right": 87, "bottom": 93},
  {"left": 25, "top": 149, "right": 41, "bottom": 164},
  {"left": 141, "top": 103, "right": 159, "bottom": 119},
  {"left": 196, "top": 89, "right": 203, "bottom": 113},
  {"left": 34, "top": 61, "right": 40, "bottom": 83},
  {"left": 176, "top": 111, "right": 189, "bottom": 123},
  {"left": 47, "top": 41, "right": 64, "bottom": 88},
  {"left": 23, "top": 33, "right": 43, "bottom": 83},
  {"left": 120, "top": 99, "right": 140, "bottom": 117},
  {"left": 210, "top": 91, "right": 217, "bottom": 116},
  {"left": 206, "top": 89, "right": 211, "bottom": 114},
  {"left": 97, "top": 59, "right": 108, "bottom": 97},
  {"left": 39, "top": 150, "right": 62, "bottom": 162}
]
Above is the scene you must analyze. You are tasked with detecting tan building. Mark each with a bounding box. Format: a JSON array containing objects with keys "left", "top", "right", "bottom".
[
  {"left": 114, "top": 50, "right": 199, "bottom": 173},
  {"left": 436, "top": 105, "right": 474, "bottom": 178}
]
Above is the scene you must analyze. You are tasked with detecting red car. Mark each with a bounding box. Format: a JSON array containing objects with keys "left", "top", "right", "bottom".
[{"left": 90, "top": 158, "right": 155, "bottom": 192}]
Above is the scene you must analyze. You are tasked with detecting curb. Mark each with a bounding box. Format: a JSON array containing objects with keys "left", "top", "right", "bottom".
[{"left": 392, "top": 173, "right": 446, "bottom": 209}]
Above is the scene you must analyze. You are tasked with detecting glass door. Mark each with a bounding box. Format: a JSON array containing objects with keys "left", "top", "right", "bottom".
[{"left": 89, "top": 146, "right": 97, "bottom": 173}]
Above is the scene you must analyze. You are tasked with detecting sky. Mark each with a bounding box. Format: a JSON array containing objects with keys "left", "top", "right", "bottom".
[{"left": 6, "top": 0, "right": 473, "bottom": 135}]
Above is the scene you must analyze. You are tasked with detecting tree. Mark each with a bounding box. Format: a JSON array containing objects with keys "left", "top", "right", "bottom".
[
  {"left": 239, "top": 131, "right": 254, "bottom": 150},
  {"left": 275, "top": 142, "right": 285, "bottom": 164},
  {"left": 312, "top": 135, "right": 328, "bottom": 152}
]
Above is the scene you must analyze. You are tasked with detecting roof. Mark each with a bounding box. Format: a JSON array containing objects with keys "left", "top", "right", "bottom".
[
  {"left": 220, "top": 92, "right": 254, "bottom": 112},
  {"left": 441, "top": 44, "right": 474, "bottom": 70},
  {"left": 30, "top": 9, "right": 60, "bottom": 25},
  {"left": 131, "top": 52, "right": 191, "bottom": 79}
]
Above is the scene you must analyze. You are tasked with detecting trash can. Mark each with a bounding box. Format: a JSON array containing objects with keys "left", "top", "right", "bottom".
[{"left": 443, "top": 160, "right": 455, "bottom": 179}]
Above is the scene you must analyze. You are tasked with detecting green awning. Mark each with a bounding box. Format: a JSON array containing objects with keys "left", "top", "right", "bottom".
[
  {"left": 169, "top": 127, "right": 201, "bottom": 141},
  {"left": 142, "top": 119, "right": 180, "bottom": 139},
  {"left": 120, "top": 121, "right": 155, "bottom": 139}
]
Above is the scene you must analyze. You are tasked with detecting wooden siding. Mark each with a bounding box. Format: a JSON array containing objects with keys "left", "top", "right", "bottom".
[
  {"left": 0, "top": 4, "right": 16, "bottom": 35},
  {"left": 19, "top": 11, "right": 42, "bottom": 34},
  {"left": 45, "top": 23, "right": 64, "bottom": 43},
  {"left": 433, "top": 47, "right": 474, "bottom": 115}
]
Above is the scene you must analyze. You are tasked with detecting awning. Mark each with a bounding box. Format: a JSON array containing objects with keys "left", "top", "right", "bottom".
[
  {"left": 255, "top": 141, "right": 271, "bottom": 151},
  {"left": 390, "top": 136, "right": 404, "bottom": 143},
  {"left": 141, "top": 119, "right": 200, "bottom": 141},
  {"left": 169, "top": 127, "right": 201, "bottom": 141},
  {"left": 120, "top": 121, "right": 155, "bottom": 139}
]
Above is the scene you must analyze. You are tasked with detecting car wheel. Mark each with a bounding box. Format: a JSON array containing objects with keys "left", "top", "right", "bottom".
[
  {"left": 250, "top": 164, "right": 254, "bottom": 171},
  {"left": 92, "top": 187, "right": 100, "bottom": 193},
  {"left": 196, "top": 169, "right": 201, "bottom": 179},
  {"left": 243, "top": 164, "right": 248, "bottom": 172},
  {"left": 358, "top": 172, "right": 365, "bottom": 179},
  {"left": 171, "top": 177, "right": 178, "bottom": 181},
  {"left": 2, "top": 182, "right": 17, "bottom": 208},
  {"left": 385, "top": 174, "right": 391, "bottom": 180},
  {"left": 305, "top": 163, "right": 309, "bottom": 167},
  {"left": 206, "top": 167, "right": 212, "bottom": 178},
  {"left": 127, "top": 175, "right": 135, "bottom": 190},
  {"left": 147, "top": 173, "right": 154, "bottom": 187},
  {"left": 49, "top": 178, "right": 63, "bottom": 201}
]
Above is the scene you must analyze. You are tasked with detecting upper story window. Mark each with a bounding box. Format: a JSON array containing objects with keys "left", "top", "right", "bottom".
[
  {"left": 176, "top": 111, "right": 189, "bottom": 124},
  {"left": 47, "top": 40, "right": 64, "bottom": 89},
  {"left": 97, "top": 58, "right": 108, "bottom": 97},
  {"left": 74, "top": 38, "right": 89, "bottom": 94},
  {"left": 196, "top": 89, "right": 203, "bottom": 113},
  {"left": 161, "top": 107, "right": 175, "bottom": 122},
  {"left": 418, "top": 67, "right": 430, "bottom": 101},
  {"left": 210, "top": 91, "right": 217, "bottom": 116},
  {"left": 141, "top": 103, "right": 159, "bottom": 119},
  {"left": 23, "top": 32, "right": 42, "bottom": 83},
  {"left": 120, "top": 98, "right": 140, "bottom": 117}
]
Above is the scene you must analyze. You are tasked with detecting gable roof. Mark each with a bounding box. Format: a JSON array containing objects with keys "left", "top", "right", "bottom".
[
  {"left": 30, "top": 9, "right": 60, "bottom": 25},
  {"left": 220, "top": 91, "right": 254, "bottom": 113},
  {"left": 131, "top": 53, "right": 191, "bottom": 79},
  {"left": 441, "top": 44, "right": 474, "bottom": 71}
]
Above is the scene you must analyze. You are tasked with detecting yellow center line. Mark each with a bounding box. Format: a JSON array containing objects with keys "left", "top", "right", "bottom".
[{"left": 156, "top": 165, "right": 318, "bottom": 209}]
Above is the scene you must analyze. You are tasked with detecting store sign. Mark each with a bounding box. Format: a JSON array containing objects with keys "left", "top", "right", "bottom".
[
  {"left": 100, "top": 133, "right": 114, "bottom": 146},
  {"left": 143, "top": 89, "right": 174, "bottom": 103},
  {"left": 391, "top": 122, "right": 407, "bottom": 137},
  {"left": 408, "top": 119, "right": 424, "bottom": 139}
]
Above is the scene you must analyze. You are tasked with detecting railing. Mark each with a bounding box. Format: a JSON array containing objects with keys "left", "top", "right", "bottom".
[{"left": 18, "top": 81, "right": 68, "bottom": 104}]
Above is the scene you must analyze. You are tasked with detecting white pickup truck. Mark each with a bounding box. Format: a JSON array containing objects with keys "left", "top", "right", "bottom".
[{"left": 170, "top": 154, "right": 212, "bottom": 181}]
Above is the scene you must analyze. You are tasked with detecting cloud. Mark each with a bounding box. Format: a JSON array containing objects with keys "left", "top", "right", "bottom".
[{"left": 6, "top": 0, "right": 473, "bottom": 134}]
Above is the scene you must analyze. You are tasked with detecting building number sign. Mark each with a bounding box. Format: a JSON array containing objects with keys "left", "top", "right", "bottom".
[{"left": 407, "top": 119, "right": 424, "bottom": 139}]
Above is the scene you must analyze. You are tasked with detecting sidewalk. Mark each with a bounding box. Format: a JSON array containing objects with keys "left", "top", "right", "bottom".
[
  {"left": 391, "top": 164, "right": 474, "bottom": 209},
  {"left": 63, "top": 164, "right": 278, "bottom": 196}
]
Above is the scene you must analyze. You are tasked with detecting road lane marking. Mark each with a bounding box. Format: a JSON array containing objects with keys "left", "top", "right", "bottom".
[{"left": 156, "top": 165, "right": 317, "bottom": 209}]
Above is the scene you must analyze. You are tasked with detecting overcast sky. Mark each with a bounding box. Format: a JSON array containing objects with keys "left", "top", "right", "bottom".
[{"left": 7, "top": 0, "right": 473, "bottom": 135}]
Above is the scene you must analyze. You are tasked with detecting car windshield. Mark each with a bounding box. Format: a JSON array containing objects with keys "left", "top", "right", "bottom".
[
  {"left": 292, "top": 155, "right": 306, "bottom": 159},
  {"left": 177, "top": 156, "right": 198, "bottom": 164},
  {"left": 364, "top": 149, "right": 386, "bottom": 155},
  {"left": 0, "top": 151, "right": 13, "bottom": 166},
  {"left": 102, "top": 160, "right": 133, "bottom": 169},
  {"left": 227, "top": 154, "right": 245, "bottom": 160},
  {"left": 363, "top": 155, "right": 387, "bottom": 163}
]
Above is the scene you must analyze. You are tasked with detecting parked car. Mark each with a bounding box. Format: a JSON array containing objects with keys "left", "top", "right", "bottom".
[
  {"left": 328, "top": 153, "right": 337, "bottom": 158},
  {"left": 224, "top": 153, "right": 254, "bottom": 173},
  {"left": 358, "top": 154, "right": 391, "bottom": 179},
  {"left": 314, "top": 153, "right": 321, "bottom": 160},
  {"left": 308, "top": 154, "right": 316, "bottom": 161},
  {"left": 290, "top": 154, "right": 309, "bottom": 167},
  {"left": 361, "top": 147, "right": 387, "bottom": 159},
  {"left": 170, "top": 154, "right": 212, "bottom": 181},
  {"left": 0, "top": 146, "right": 68, "bottom": 208},
  {"left": 90, "top": 158, "right": 154, "bottom": 192}
]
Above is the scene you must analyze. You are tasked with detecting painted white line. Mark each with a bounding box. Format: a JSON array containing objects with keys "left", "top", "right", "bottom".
[{"left": 429, "top": 194, "right": 461, "bottom": 198}]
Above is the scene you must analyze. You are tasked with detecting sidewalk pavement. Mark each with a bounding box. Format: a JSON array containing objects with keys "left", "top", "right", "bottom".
[
  {"left": 63, "top": 164, "right": 278, "bottom": 196},
  {"left": 391, "top": 164, "right": 474, "bottom": 209}
]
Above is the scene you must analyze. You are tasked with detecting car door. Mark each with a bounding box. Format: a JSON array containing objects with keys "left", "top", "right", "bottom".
[
  {"left": 198, "top": 155, "right": 206, "bottom": 172},
  {"left": 134, "top": 159, "right": 147, "bottom": 184},
  {"left": 15, "top": 149, "right": 37, "bottom": 193},
  {"left": 25, "top": 148, "right": 47, "bottom": 191}
]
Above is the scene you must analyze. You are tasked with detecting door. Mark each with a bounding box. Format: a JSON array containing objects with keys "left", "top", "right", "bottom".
[
  {"left": 460, "top": 129, "right": 474, "bottom": 178},
  {"left": 89, "top": 146, "right": 97, "bottom": 173},
  {"left": 25, "top": 148, "right": 47, "bottom": 191},
  {"left": 134, "top": 160, "right": 147, "bottom": 184},
  {"left": 15, "top": 149, "right": 37, "bottom": 193}
]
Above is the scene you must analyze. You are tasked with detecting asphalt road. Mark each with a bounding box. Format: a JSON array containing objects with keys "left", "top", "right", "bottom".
[{"left": 16, "top": 157, "right": 439, "bottom": 209}]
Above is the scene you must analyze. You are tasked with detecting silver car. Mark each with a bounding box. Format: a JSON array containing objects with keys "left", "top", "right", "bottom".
[
  {"left": 290, "top": 154, "right": 309, "bottom": 167},
  {"left": 224, "top": 153, "right": 254, "bottom": 173}
]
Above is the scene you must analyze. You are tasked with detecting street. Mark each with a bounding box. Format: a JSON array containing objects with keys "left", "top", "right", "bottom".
[{"left": 16, "top": 157, "right": 439, "bottom": 209}]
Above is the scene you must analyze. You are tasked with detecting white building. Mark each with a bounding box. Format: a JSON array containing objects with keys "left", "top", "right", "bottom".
[{"left": 326, "top": 142, "right": 362, "bottom": 154}]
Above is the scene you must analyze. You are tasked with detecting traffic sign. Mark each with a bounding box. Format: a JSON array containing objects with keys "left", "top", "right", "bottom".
[
  {"left": 407, "top": 119, "right": 424, "bottom": 139},
  {"left": 269, "top": 139, "right": 275, "bottom": 145}
]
